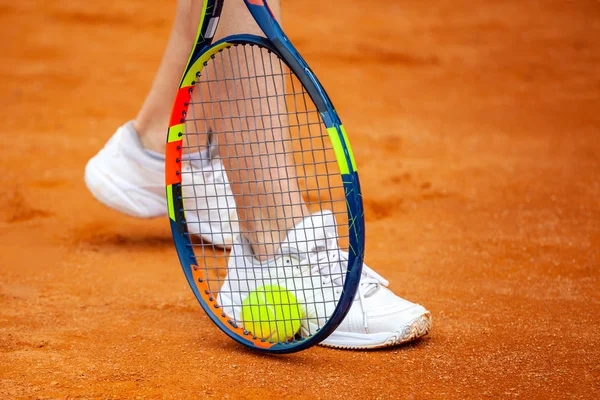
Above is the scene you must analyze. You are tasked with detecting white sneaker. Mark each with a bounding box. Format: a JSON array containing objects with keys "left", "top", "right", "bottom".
[
  {"left": 84, "top": 121, "right": 238, "bottom": 248},
  {"left": 217, "top": 210, "right": 432, "bottom": 349}
]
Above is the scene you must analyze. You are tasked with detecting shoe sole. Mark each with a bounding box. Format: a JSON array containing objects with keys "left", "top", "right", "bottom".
[{"left": 318, "top": 312, "right": 432, "bottom": 350}]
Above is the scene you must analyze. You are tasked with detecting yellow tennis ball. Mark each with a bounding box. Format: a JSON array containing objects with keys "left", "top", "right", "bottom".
[{"left": 241, "top": 285, "right": 303, "bottom": 342}]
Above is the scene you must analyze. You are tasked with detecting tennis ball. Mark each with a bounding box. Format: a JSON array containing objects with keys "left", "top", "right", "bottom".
[{"left": 241, "top": 285, "right": 303, "bottom": 342}]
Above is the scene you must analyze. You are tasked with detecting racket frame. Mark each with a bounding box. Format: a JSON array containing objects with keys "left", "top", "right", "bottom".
[{"left": 166, "top": 0, "right": 365, "bottom": 353}]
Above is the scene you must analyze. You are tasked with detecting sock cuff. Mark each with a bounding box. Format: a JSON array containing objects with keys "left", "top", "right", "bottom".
[
  {"left": 181, "top": 147, "right": 209, "bottom": 162},
  {"left": 121, "top": 121, "right": 211, "bottom": 169},
  {"left": 120, "top": 121, "right": 164, "bottom": 172}
]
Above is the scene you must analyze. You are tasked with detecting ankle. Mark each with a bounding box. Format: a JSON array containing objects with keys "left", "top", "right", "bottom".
[
  {"left": 250, "top": 241, "right": 281, "bottom": 262},
  {"left": 134, "top": 120, "right": 166, "bottom": 154}
]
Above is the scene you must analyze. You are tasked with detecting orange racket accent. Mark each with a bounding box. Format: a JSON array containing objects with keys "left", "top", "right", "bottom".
[
  {"left": 169, "top": 86, "right": 193, "bottom": 128},
  {"left": 246, "top": 0, "right": 265, "bottom": 5},
  {"left": 191, "top": 265, "right": 274, "bottom": 349},
  {"left": 165, "top": 140, "right": 183, "bottom": 185}
]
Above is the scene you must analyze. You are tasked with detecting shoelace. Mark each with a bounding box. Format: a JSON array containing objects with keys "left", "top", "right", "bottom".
[{"left": 305, "top": 233, "right": 390, "bottom": 329}]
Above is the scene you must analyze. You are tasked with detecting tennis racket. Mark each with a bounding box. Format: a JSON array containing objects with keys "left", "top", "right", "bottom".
[{"left": 166, "top": 0, "right": 364, "bottom": 353}]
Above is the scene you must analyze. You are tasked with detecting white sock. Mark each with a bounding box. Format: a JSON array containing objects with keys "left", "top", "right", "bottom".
[
  {"left": 182, "top": 148, "right": 210, "bottom": 163},
  {"left": 123, "top": 120, "right": 211, "bottom": 168},
  {"left": 144, "top": 148, "right": 164, "bottom": 160}
]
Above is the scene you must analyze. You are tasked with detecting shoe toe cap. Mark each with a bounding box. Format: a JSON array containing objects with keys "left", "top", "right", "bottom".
[{"left": 362, "top": 287, "right": 430, "bottom": 333}]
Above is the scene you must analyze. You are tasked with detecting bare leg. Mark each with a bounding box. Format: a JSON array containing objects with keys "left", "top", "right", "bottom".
[
  {"left": 134, "top": 0, "right": 204, "bottom": 153},
  {"left": 210, "top": 47, "right": 311, "bottom": 259},
  {"left": 135, "top": 0, "right": 307, "bottom": 258},
  {"left": 133, "top": 0, "right": 263, "bottom": 153},
  {"left": 189, "top": 1, "right": 309, "bottom": 258}
]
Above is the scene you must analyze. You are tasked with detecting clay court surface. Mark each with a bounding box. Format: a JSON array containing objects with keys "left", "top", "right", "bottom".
[{"left": 1, "top": 0, "right": 599, "bottom": 398}]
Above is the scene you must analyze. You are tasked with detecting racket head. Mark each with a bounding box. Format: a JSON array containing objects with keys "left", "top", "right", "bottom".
[{"left": 166, "top": 35, "right": 364, "bottom": 353}]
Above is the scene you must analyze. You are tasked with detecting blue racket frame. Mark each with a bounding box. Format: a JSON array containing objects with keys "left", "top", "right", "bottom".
[{"left": 166, "top": 0, "right": 365, "bottom": 353}]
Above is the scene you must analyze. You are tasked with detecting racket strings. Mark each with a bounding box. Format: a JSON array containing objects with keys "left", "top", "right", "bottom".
[{"left": 182, "top": 43, "right": 348, "bottom": 342}]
